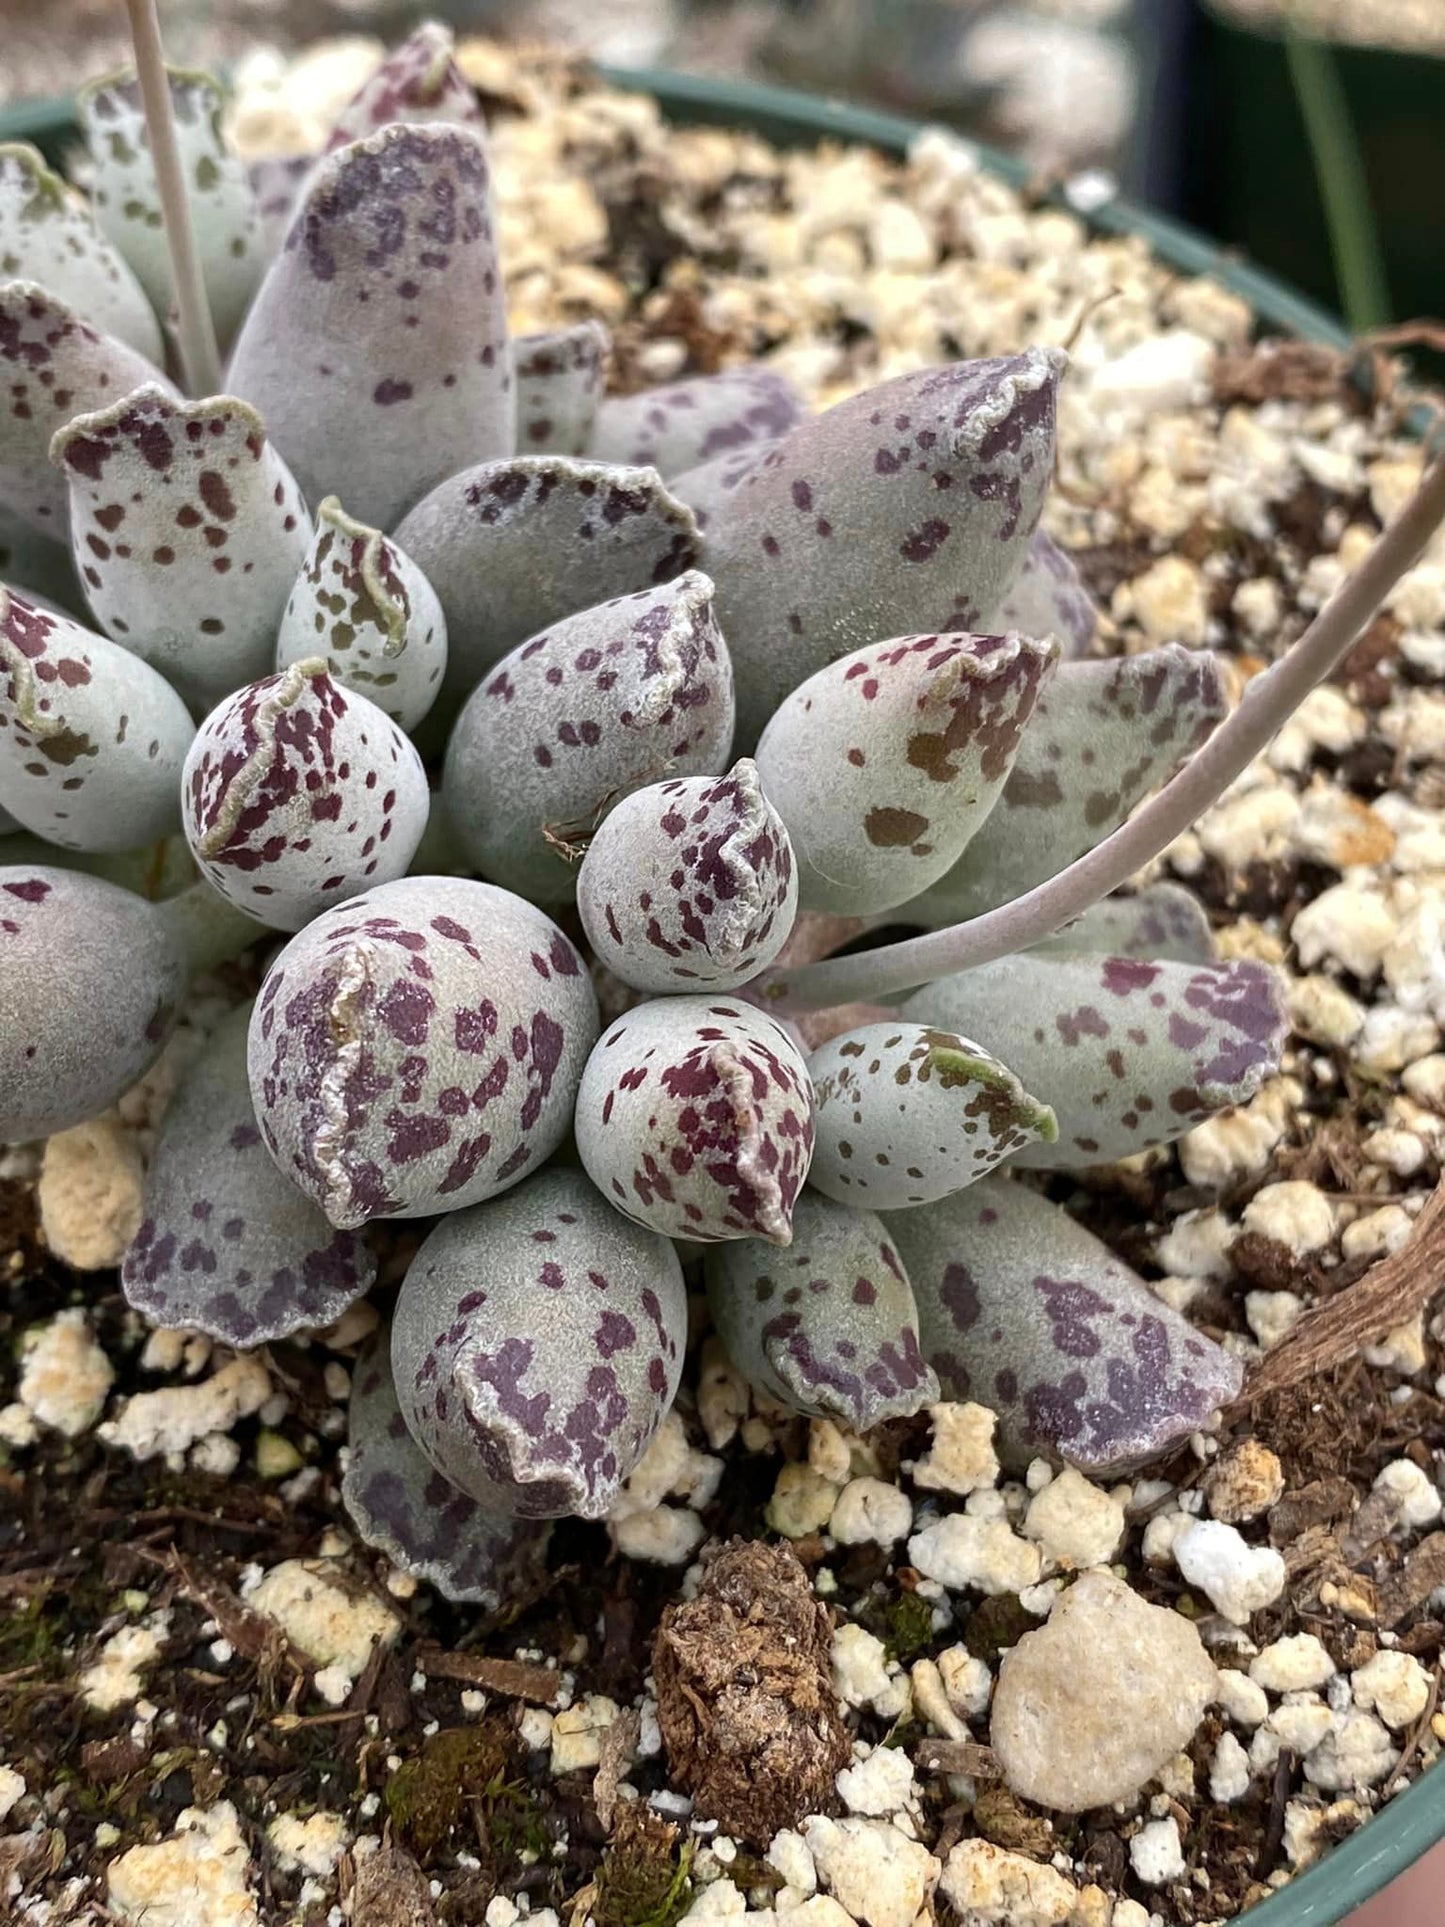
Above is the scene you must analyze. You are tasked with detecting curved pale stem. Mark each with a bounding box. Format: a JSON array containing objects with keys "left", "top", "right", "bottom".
[
  {"left": 156, "top": 880, "right": 267, "bottom": 977},
  {"left": 761, "top": 454, "right": 1445, "bottom": 1014},
  {"left": 123, "top": 0, "right": 222, "bottom": 397}
]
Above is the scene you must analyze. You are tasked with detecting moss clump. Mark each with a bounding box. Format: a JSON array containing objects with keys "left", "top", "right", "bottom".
[
  {"left": 593, "top": 1806, "right": 695, "bottom": 1927},
  {"left": 882, "top": 1587, "right": 935, "bottom": 1665},
  {"left": 961, "top": 1592, "right": 1034, "bottom": 1662},
  {"left": 384, "top": 1720, "right": 514, "bottom": 1859}
]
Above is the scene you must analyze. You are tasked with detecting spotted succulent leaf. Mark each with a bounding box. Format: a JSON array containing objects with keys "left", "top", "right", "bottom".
[
  {"left": 516, "top": 322, "right": 609, "bottom": 455},
  {"left": 702, "top": 350, "right": 1063, "bottom": 748},
  {"left": 755, "top": 630, "right": 1056, "bottom": 917},
  {"left": 392, "top": 1167, "right": 687, "bottom": 1519},
  {"left": 0, "top": 585, "right": 193, "bottom": 851},
  {"left": 248, "top": 153, "right": 311, "bottom": 258},
  {"left": 575, "top": 996, "right": 814, "bottom": 1245},
  {"left": 53, "top": 384, "right": 312, "bottom": 715},
  {"left": 275, "top": 497, "right": 447, "bottom": 733},
  {"left": 78, "top": 66, "right": 263, "bottom": 349},
  {"left": 809, "top": 1021, "right": 1057, "bottom": 1208},
  {"left": 0, "top": 282, "right": 172, "bottom": 544},
  {"left": 902, "top": 952, "right": 1287, "bottom": 1167},
  {"left": 182, "top": 663, "right": 430, "bottom": 931},
  {"left": 228, "top": 123, "right": 512, "bottom": 530},
  {"left": 996, "top": 527, "right": 1097, "bottom": 660},
  {"left": 394, "top": 456, "right": 700, "bottom": 729},
  {"left": 0, "top": 865, "right": 183, "bottom": 1138},
  {"left": 442, "top": 570, "right": 735, "bottom": 904},
  {"left": 248, "top": 874, "right": 598, "bottom": 1226},
  {"left": 909, "top": 646, "right": 1229, "bottom": 925},
  {"left": 588, "top": 366, "right": 803, "bottom": 479},
  {"left": 344, "top": 1330, "right": 553, "bottom": 1604},
  {"left": 1029, "top": 882, "right": 1215, "bottom": 965},
  {"left": 668, "top": 446, "right": 759, "bottom": 534},
  {"left": 705, "top": 1191, "right": 937, "bottom": 1428},
  {"left": 123, "top": 1005, "right": 376, "bottom": 1344},
  {"left": 0, "top": 507, "right": 81, "bottom": 610},
  {"left": 0, "top": 144, "right": 162, "bottom": 365},
  {"left": 884, "top": 1174, "right": 1243, "bottom": 1471},
  {"left": 577, "top": 758, "right": 796, "bottom": 993},
  {"left": 324, "top": 20, "right": 485, "bottom": 150}
]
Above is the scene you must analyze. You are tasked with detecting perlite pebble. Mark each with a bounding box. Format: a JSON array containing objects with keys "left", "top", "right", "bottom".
[
  {"left": 100, "top": 1355, "right": 272, "bottom": 1461},
  {"left": 938, "top": 1840, "right": 1079, "bottom": 1927},
  {"left": 832, "top": 1623, "right": 908, "bottom": 1717},
  {"left": 1246, "top": 1289, "right": 1306, "bottom": 1351},
  {"left": 1129, "top": 1817, "right": 1185, "bottom": 1887},
  {"left": 829, "top": 1479, "right": 913, "bottom": 1547},
  {"left": 1344, "top": 1206, "right": 1416, "bottom": 1263},
  {"left": 937, "top": 1646, "right": 993, "bottom": 1721},
  {"left": 767, "top": 1829, "right": 818, "bottom": 1896},
  {"left": 1206, "top": 1440, "right": 1285, "bottom": 1524},
  {"left": 910, "top": 1403, "right": 1000, "bottom": 1496},
  {"left": 910, "top": 1657, "right": 967, "bottom": 1740},
  {"left": 836, "top": 1744, "right": 918, "bottom": 1817},
  {"left": 80, "top": 1616, "right": 170, "bottom": 1713},
  {"left": 1021, "top": 1467, "right": 1124, "bottom": 1569},
  {"left": 0, "top": 1766, "right": 24, "bottom": 1821},
  {"left": 550, "top": 1696, "right": 619, "bottom": 1775},
  {"left": 1173, "top": 1520, "right": 1287, "bottom": 1623},
  {"left": 1249, "top": 1635, "right": 1336, "bottom": 1694},
  {"left": 1373, "top": 1458, "right": 1442, "bottom": 1530},
  {"left": 1351, "top": 1650, "right": 1432, "bottom": 1730},
  {"left": 768, "top": 1463, "right": 843, "bottom": 1538},
  {"left": 17, "top": 1308, "right": 114, "bottom": 1437},
  {"left": 37, "top": 1116, "right": 144, "bottom": 1271},
  {"left": 266, "top": 1812, "right": 349, "bottom": 1877},
  {"left": 244, "top": 1559, "right": 399, "bottom": 1705},
  {"left": 1241, "top": 1181, "right": 1336, "bottom": 1257},
  {"left": 1302, "top": 1711, "right": 1398, "bottom": 1791},
  {"left": 108, "top": 1803, "right": 258, "bottom": 1927},
  {"left": 1210, "top": 1731, "right": 1252, "bottom": 1803},
  {"left": 802, "top": 1817, "right": 939, "bottom": 1927},
  {"left": 908, "top": 1515, "right": 1042, "bottom": 1596}
]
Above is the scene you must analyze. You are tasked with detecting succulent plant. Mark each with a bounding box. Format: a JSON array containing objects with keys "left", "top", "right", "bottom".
[{"left": 3, "top": 16, "right": 1442, "bottom": 1599}]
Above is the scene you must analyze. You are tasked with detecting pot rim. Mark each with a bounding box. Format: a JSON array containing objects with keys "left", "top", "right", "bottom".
[{"left": 0, "top": 62, "right": 1437, "bottom": 1927}]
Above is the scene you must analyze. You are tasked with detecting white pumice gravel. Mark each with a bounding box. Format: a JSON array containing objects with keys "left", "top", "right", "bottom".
[
  {"left": 938, "top": 1840, "right": 1080, "bottom": 1926},
  {"left": 908, "top": 1403, "right": 1001, "bottom": 1496},
  {"left": 1215, "top": 1668, "right": 1271, "bottom": 1728},
  {"left": 907, "top": 1514, "right": 1043, "bottom": 1595},
  {"left": 107, "top": 1802, "right": 258, "bottom": 1927},
  {"left": 1128, "top": 1817, "right": 1186, "bottom": 1887},
  {"left": 828, "top": 1478, "right": 913, "bottom": 1546},
  {"left": 802, "top": 1816, "right": 939, "bottom": 1927},
  {"left": 1173, "top": 1520, "right": 1288, "bottom": 1623},
  {"left": 1350, "top": 1651, "right": 1432, "bottom": 1730},
  {"left": 16, "top": 1308, "right": 114, "bottom": 1437},
  {"left": 1372, "top": 1458, "right": 1443, "bottom": 1530},
  {"left": 1021, "top": 1466, "right": 1125, "bottom": 1569},
  {"left": 835, "top": 1744, "right": 918, "bottom": 1817},
  {"left": 1302, "top": 1711, "right": 1399, "bottom": 1792},
  {"left": 243, "top": 1560, "right": 399, "bottom": 1706},
  {"left": 1240, "top": 1181, "right": 1337, "bottom": 1256},
  {"left": 100, "top": 1355, "right": 272, "bottom": 1463},
  {"left": 1206, "top": 1440, "right": 1285, "bottom": 1523},
  {"left": 1210, "top": 1731, "right": 1253, "bottom": 1804},
  {"left": 1249, "top": 1635, "right": 1337, "bottom": 1694}
]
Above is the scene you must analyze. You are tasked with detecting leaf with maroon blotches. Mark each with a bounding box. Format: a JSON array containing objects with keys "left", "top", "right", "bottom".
[
  {"left": 1028, "top": 883, "right": 1216, "bottom": 966},
  {"left": 183, "top": 663, "right": 429, "bottom": 932},
  {"left": 247, "top": 873, "right": 598, "bottom": 1227},
  {"left": 395, "top": 455, "right": 699, "bottom": 733},
  {"left": 755, "top": 630, "right": 1056, "bottom": 917},
  {"left": 442, "top": 570, "right": 734, "bottom": 905},
  {"left": 577, "top": 759, "right": 796, "bottom": 993},
  {"left": 574, "top": 996, "right": 814, "bottom": 1246},
  {"left": 996, "top": 527, "right": 1098, "bottom": 660},
  {"left": 903, "top": 951, "right": 1287, "bottom": 1168},
  {"left": 123, "top": 1005, "right": 376, "bottom": 1346},
  {"left": 589, "top": 366, "right": 803, "bottom": 480},
  {"left": 344, "top": 1329, "right": 553, "bottom": 1604},
  {"left": 0, "top": 585, "right": 192, "bottom": 852},
  {"left": 324, "top": 20, "right": 485, "bottom": 150},
  {"left": 0, "top": 865, "right": 184, "bottom": 1139},
  {"left": 885, "top": 1174, "right": 1243, "bottom": 1472},
  {"left": 0, "top": 283, "right": 173, "bottom": 545},
  {"left": 248, "top": 154, "right": 312, "bottom": 259},
  {"left": 907, "top": 645, "right": 1229, "bottom": 926},
  {"left": 515, "top": 322, "right": 610, "bottom": 456},
  {"left": 0, "top": 144, "right": 162, "bottom": 365},
  {"left": 391, "top": 1167, "right": 686, "bottom": 1519},
  {"left": 78, "top": 66, "right": 263, "bottom": 350},
  {"left": 53, "top": 384, "right": 312, "bottom": 715},
  {"left": 702, "top": 350, "right": 1063, "bottom": 749},
  {"left": 809, "top": 1021, "right": 1056, "bottom": 1209},
  {"left": 668, "top": 445, "right": 759, "bottom": 534},
  {"left": 705, "top": 1191, "right": 937, "bottom": 1429},
  {"left": 275, "top": 497, "right": 447, "bottom": 733},
  {"left": 228, "top": 122, "right": 512, "bottom": 530}
]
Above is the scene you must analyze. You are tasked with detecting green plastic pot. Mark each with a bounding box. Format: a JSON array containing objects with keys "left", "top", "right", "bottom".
[{"left": 0, "top": 67, "right": 1438, "bottom": 1925}]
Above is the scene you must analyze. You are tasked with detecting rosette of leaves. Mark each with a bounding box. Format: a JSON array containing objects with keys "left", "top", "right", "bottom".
[{"left": 3, "top": 16, "right": 1437, "bottom": 1603}]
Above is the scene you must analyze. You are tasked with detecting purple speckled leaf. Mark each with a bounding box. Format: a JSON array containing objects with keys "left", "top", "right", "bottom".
[
  {"left": 0, "top": 865, "right": 183, "bottom": 1138},
  {"left": 754, "top": 630, "right": 1056, "bottom": 917},
  {"left": 0, "top": 283, "right": 172, "bottom": 544},
  {"left": 53, "top": 384, "right": 312, "bottom": 715},
  {"left": 275, "top": 498, "right": 447, "bottom": 734},
  {"left": 0, "top": 143, "right": 162, "bottom": 365},
  {"left": 78, "top": 67, "right": 263, "bottom": 350},
  {"left": 516, "top": 322, "right": 609, "bottom": 455},
  {"left": 228, "top": 122, "right": 512, "bottom": 530},
  {"left": 248, "top": 154, "right": 311, "bottom": 259},
  {"left": 394, "top": 456, "right": 699, "bottom": 730},
  {"left": 996, "top": 527, "right": 1097, "bottom": 660},
  {"left": 391, "top": 1166, "right": 687, "bottom": 1519},
  {"left": 577, "top": 758, "right": 796, "bottom": 994},
  {"left": 247, "top": 873, "right": 598, "bottom": 1226},
  {"left": 123, "top": 1004, "right": 376, "bottom": 1345},
  {"left": 0, "top": 585, "right": 192, "bottom": 852},
  {"left": 575, "top": 995, "right": 814, "bottom": 1246},
  {"left": 705, "top": 1191, "right": 937, "bottom": 1429},
  {"left": 1029, "top": 883, "right": 1215, "bottom": 965},
  {"left": 324, "top": 21, "right": 485, "bottom": 150},
  {"left": 0, "top": 508, "right": 82, "bottom": 611},
  {"left": 808, "top": 1021, "right": 1056, "bottom": 1209},
  {"left": 902, "top": 952, "right": 1287, "bottom": 1168},
  {"left": 702, "top": 350, "right": 1063, "bottom": 748},
  {"left": 884, "top": 1174, "right": 1244, "bottom": 1471},
  {"left": 909, "top": 646, "right": 1229, "bottom": 926},
  {"left": 442, "top": 570, "right": 735, "bottom": 904},
  {"left": 588, "top": 367, "right": 803, "bottom": 479},
  {"left": 182, "top": 664, "right": 429, "bottom": 932},
  {"left": 668, "top": 446, "right": 759, "bottom": 534},
  {"left": 344, "top": 1329, "right": 553, "bottom": 1604}
]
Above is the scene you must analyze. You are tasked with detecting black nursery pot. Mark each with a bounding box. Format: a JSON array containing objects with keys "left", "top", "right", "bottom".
[{"left": 0, "top": 59, "right": 1439, "bottom": 1927}]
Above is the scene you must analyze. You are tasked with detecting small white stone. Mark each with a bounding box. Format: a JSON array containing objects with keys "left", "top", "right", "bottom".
[
  {"left": 1252, "top": 1700, "right": 1336, "bottom": 1769},
  {"left": 1206, "top": 1440, "right": 1285, "bottom": 1524},
  {"left": 803, "top": 1816, "right": 938, "bottom": 1927},
  {"left": 1356, "top": 1006, "right": 1440, "bottom": 1075},
  {"left": 18, "top": 1307, "right": 114, "bottom": 1437},
  {"left": 910, "top": 1656, "right": 966, "bottom": 1740},
  {"left": 1141, "top": 1509, "right": 1191, "bottom": 1565},
  {"left": 1022, "top": 1467, "right": 1124, "bottom": 1570},
  {"left": 1111, "top": 1901, "right": 1154, "bottom": 1927},
  {"left": 1403, "top": 1054, "right": 1445, "bottom": 1112},
  {"left": 696, "top": 1338, "right": 749, "bottom": 1450},
  {"left": 1303, "top": 1711, "right": 1397, "bottom": 1791},
  {"left": 245, "top": 1559, "right": 398, "bottom": 1693},
  {"left": 101, "top": 1355, "right": 272, "bottom": 1461},
  {"left": 38, "top": 1116, "right": 144, "bottom": 1271},
  {"left": 808, "top": 1418, "right": 854, "bottom": 1485},
  {"left": 518, "top": 1708, "right": 554, "bottom": 1752},
  {"left": 832, "top": 1623, "right": 901, "bottom": 1716},
  {"left": 1292, "top": 883, "right": 1396, "bottom": 980},
  {"left": 829, "top": 1479, "right": 912, "bottom": 1547},
  {"left": 910, "top": 1403, "right": 1000, "bottom": 1495},
  {"left": 681, "top": 1876, "right": 745, "bottom": 1923},
  {"left": 81, "top": 1614, "right": 170, "bottom": 1712},
  {"left": 1173, "top": 1519, "right": 1286, "bottom": 1623},
  {"left": 1343, "top": 1207, "right": 1416, "bottom": 1264},
  {"left": 1287, "top": 976, "right": 1365, "bottom": 1049},
  {"left": 937, "top": 1646, "right": 992, "bottom": 1721},
  {"left": 1373, "top": 1459, "right": 1442, "bottom": 1530},
  {"left": 1128, "top": 1818, "right": 1184, "bottom": 1887},
  {"left": 1351, "top": 1651, "right": 1431, "bottom": 1730},
  {"left": 266, "top": 1811, "right": 348, "bottom": 1877},
  {"left": 0, "top": 1401, "right": 38, "bottom": 1448},
  {"left": 767, "top": 1462, "right": 842, "bottom": 1539},
  {"left": 1214, "top": 1666, "right": 1269, "bottom": 1727},
  {"left": 1242, "top": 1181, "right": 1336, "bottom": 1257},
  {"left": 1119, "top": 555, "right": 1208, "bottom": 646},
  {"left": 0, "top": 1765, "right": 26, "bottom": 1821},
  {"left": 836, "top": 1744, "right": 917, "bottom": 1817},
  {"left": 1250, "top": 1635, "right": 1336, "bottom": 1694},
  {"left": 192, "top": 1432, "right": 242, "bottom": 1478},
  {"left": 485, "top": 1899, "right": 520, "bottom": 1927},
  {"left": 1155, "top": 1209, "right": 1236, "bottom": 1280},
  {"left": 1363, "top": 1313, "right": 1428, "bottom": 1377},
  {"left": 108, "top": 1802, "right": 258, "bottom": 1927},
  {"left": 908, "top": 1514, "right": 1042, "bottom": 1595},
  {"left": 550, "top": 1695, "right": 619, "bottom": 1776},
  {"left": 611, "top": 1506, "right": 707, "bottom": 1566},
  {"left": 938, "top": 1839, "right": 1079, "bottom": 1926},
  {"left": 1179, "top": 1083, "right": 1295, "bottom": 1189},
  {"left": 1245, "top": 1289, "right": 1305, "bottom": 1351},
  {"left": 1210, "top": 1731, "right": 1251, "bottom": 1804},
  {"left": 767, "top": 1830, "right": 817, "bottom": 1897}
]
